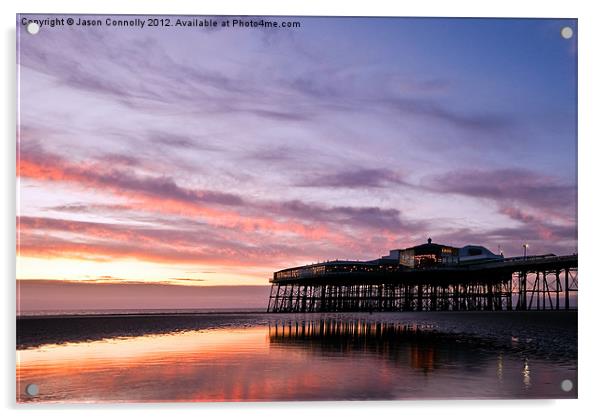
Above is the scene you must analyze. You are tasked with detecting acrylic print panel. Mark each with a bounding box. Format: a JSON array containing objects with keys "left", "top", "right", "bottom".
[{"left": 16, "top": 14, "right": 577, "bottom": 403}]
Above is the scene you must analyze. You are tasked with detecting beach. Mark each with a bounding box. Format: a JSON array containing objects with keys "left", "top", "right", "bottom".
[{"left": 17, "top": 311, "right": 577, "bottom": 402}]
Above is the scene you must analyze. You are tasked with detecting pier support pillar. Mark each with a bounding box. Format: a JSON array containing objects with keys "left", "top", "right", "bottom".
[{"left": 565, "top": 268, "right": 570, "bottom": 310}]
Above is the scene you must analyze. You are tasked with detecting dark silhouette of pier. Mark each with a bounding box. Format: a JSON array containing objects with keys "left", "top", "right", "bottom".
[{"left": 267, "top": 254, "right": 578, "bottom": 313}]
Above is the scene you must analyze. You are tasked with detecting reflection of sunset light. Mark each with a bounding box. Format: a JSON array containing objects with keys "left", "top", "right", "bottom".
[
  {"left": 497, "top": 354, "right": 504, "bottom": 382},
  {"left": 18, "top": 327, "right": 268, "bottom": 366},
  {"left": 410, "top": 345, "right": 435, "bottom": 372},
  {"left": 17, "top": 325, "right": 399, "bottom": 402},
  {"left": 522, "top": 358, "right": 531, "bottom": 389}
]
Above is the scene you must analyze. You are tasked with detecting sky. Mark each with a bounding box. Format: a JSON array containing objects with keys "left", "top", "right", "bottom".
[{"left": 16, "top": 15, "right": 577, "bottom": 310}]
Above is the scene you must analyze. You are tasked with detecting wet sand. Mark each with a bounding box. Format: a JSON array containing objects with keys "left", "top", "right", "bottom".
[
  {"left": 17, "top": 310, "right": 577, "bottom": 359},
  {"left": 16, "top": 311, "right": 577, "bottom": 402}
]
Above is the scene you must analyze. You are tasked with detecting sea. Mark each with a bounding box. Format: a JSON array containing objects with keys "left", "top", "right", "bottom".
[{"left": 16, "top": 310, "right": 577, "bottom": 402}]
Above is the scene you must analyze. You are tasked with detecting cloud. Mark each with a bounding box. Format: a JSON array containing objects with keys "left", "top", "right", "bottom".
[
  {"left": 45, "top": 203, "right": 132, "bottom": 213},
  {"left": 19, "top": 148, "right": 328, "bottom": 240},
  {"left": 379, "top": 97, "right": 513, "bottom": 133},
  {"left": 17, "top": 214, "right": 393, "bottom": 271},
  {"left": 19, "top": 141, "right": 245, "bottom": 207},
  {"left": 19, "top": 28, "right": 314, "bottom": 124},
  {"left": 20, "top": 143, "right": 416, "bottom": 238},
  {"left": 297, "top": 168, "right": 406, "bottom": 189},
  {"left": 272, "top": 200, "right": 419, "bottom": 232},
  {"left": 497, "top": 205, "right": 577, "bottom": 241},
  {"left": 18, "top": 216, "right": 301, "bottom": 266},
  {"left": 20, "top": 24, "right": 516, "bottom": 135},
  {"left": 162, "top": 278, "right": 208, "bottom": 286},
  {"left": 423, "top": 168, "right": 576, "bottom": 212},
  {"left": 244, "top": 146, "right": 302, "bottom": 162},
  {"left": 245, "top": 108, "right": 311, "bottom": 122},
  {"left": 429, "top": 201, "right": 576, "bottom": 257},
  {"left": 433, "top": 222, "right": 576, "bottom": 257},
  {"left": 149, "top": 131, "right": 221, "bottom": 151},
  {"left": 97, "top": 153, "right": 142, "bottom": 167},
  {"left": 419, "top": 168, "right": 576, "bottom": 254}
]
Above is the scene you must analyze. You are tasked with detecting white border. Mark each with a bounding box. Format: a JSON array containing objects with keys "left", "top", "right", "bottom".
[{"left": 3, "top": 1, "right": 600, "bottom": 417}]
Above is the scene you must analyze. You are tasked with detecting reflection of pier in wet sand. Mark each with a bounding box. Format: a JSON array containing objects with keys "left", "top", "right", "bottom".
[
  {"left": 269, "top": 319, "right": 442, "bottom": 372},
  {"left": 268, "top": 314, "right": 577, "bottom": 398}
]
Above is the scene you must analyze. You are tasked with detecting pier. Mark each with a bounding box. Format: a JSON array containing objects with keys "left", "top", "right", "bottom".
[{"left": 266, "top": 240, "right": 578, "bottom": 313}]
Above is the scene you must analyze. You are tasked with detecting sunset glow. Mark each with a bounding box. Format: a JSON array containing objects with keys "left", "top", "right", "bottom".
[{"left": 17, "top": 16, "right": 577, "bottom": 310}]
